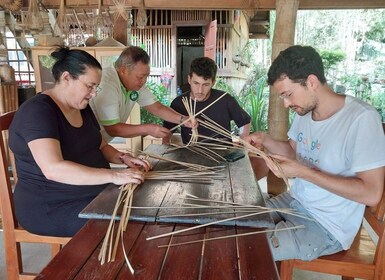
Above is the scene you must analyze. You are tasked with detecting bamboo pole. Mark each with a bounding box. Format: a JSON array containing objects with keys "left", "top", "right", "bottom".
[{"left": 267, "top": 0, "right": 299, "bottom": 195}]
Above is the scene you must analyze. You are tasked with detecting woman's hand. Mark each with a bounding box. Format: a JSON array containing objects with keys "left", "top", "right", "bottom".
[
  {"left": 111, "top": 168, "right": 145, "bottom": 185},
  {"left": 120, "top": 153, "right": 151, "bottom": 172}
]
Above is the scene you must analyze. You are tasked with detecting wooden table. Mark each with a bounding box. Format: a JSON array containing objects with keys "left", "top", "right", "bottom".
[{"left": 36, "top": 145, "right": 279, "bottom": 280}]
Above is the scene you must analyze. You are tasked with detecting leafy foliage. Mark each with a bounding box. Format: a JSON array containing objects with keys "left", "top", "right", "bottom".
[
  {"left": 140, "top": 81, "right": 170, "bottom": 125},
  {"left": 239, "top": 77, "right": 269, "bottom": 132},
  {"left": 214, "top": 77, "right": 269, "bottom": 133},
  {"left": 365, "top": 12, "right": 385, "bottom": 43},
  {"left": 213, "top": 78, "right": 236, "bottom": 96},
  {"left": 319, "top": 49, "right": 346, "bottom": 71}
]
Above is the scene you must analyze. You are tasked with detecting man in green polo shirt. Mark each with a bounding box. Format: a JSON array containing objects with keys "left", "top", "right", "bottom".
[{"left": 90, "top": 46, "right": 192, "bottom": 143}]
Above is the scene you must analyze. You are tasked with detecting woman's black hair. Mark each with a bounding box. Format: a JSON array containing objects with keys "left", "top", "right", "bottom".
[{"left": 51, "top": 47, "right": 102, "bottom": 82}]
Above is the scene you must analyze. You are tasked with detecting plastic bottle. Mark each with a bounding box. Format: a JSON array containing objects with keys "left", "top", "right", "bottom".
[{"left": 177, "top": 86, "right": 182, "bottom": 96}]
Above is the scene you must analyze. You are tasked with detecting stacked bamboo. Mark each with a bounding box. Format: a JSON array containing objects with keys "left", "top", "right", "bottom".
[
  {"left": 0, "top": 82, "right": 18, "bottom": 114},
  {"left": 0, "top": 68, "right": 18, "bottom": 184},
  {"left": 0, "top": 64, "right": 18, "bottom": 114}
]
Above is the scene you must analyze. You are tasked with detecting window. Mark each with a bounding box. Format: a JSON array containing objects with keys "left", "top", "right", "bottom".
[{"left": 5, "top": 26, "right": 35, "bottom": 87}]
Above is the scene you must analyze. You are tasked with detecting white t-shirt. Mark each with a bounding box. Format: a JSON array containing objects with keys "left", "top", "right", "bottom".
[
  {"left": 90, "top": 67, "right": 156, "bottom": 142},
  {"left": 288, "top": 95, "right": 385, "bottom": 249}
]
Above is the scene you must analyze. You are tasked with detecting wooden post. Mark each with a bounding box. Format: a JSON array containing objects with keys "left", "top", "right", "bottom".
[{"left": 267, "top": 0, "right": 299, "bottom": 195}]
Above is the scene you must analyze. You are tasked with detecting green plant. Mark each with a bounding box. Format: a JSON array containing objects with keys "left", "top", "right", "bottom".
[
  {"left": 141, "top": 81, "right": 170, "bottom": 125},
  {"left": 213, "top": 78, "right": 236, "bottom": 96},
  {"left": 214, "top": 77, "right": 269, "bottom": 133},
  {"left": 370, "top": 89, "right": 385, "bottom": 121},
  {"left": 340, "top": 74, "right": 373, "bottom": 102},
  {"left": 339, "top": 74, "right": 385, "bottom": 121},
  {"left": 240, "top": 77, "right": 269, "bottom": 132},
  {"left": 213, "top": 78, "right": 240, "bottom": 133},
  {"left": 319, "top": 49, "right": 346, "bottom": 72}
]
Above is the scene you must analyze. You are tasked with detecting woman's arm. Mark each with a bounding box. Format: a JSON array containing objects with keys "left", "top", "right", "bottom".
[{"left": 28, "top": 138, "right": 145, "bottom": 185}]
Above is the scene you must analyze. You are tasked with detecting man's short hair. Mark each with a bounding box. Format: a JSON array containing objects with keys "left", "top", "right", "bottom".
[
  {"left": 115, "top": 46, "right": 150, "bottom": 69},
  {"left": 189, "top": 57, "right": 217, "bottom": 80},
  {"left": 267, "top": 45, "right": 327, "bottom": 85}
]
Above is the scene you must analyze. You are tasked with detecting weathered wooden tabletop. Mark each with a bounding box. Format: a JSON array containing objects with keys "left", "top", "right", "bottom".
[
  {"left": 79, "top": 144, "right": 274, "bottom": 228},
  {"left": 36, "top": 144, "right": 279, "bottom": 280}
]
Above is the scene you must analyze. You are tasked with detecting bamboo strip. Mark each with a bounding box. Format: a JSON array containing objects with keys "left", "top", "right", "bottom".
[
  {"left": 141, "top": 151, "right": 225, "bottom": 171},
  {"left": 146, "top": 210, "right": 278, "bottom": 241},
  {"left": 157, "top": 225, "right": 306, "bottom": 248},
  {"left": 191, "top": 116, "right": 291, "bottom": 188},
  {"left": 182, "top": 197, "right": 313, "bottom": 221},
  {"left": 158, "top": 209, "right": 269, "bottom": 218},
  {"left": 127, "top": 206, "right": 267, "bottom": 210},
  {"left": 170, "top": 92, "right": 228, "bottom": 131}
]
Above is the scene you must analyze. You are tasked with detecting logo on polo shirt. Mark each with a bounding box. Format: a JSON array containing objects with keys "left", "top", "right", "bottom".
[{"left": 130, "top": 91, "right": 139, "bottom": 101}]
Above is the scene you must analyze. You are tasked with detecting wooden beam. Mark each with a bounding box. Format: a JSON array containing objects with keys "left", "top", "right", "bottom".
[
  {"left": 39, "top": 0, "right": 385, "bottom": 10},
  {"left": 297, "top": 0, "right": 385, "bottom": 9}
]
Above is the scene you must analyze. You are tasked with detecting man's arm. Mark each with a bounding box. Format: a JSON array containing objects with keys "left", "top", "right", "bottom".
[
  {"left": 144, "top": 101, "right": 184, "bottom": 124},
  {"left": 238, "top": 123, "right": 251, "bottom": 139},
  {"left": 144, "top": 101, "right": 197, "bottom": 129},
  {"left": 104, "top": 122, "right": 171, "bottom": 139},
  {"left": 268, "top": 153, "right": 384, "bottom": 207}
]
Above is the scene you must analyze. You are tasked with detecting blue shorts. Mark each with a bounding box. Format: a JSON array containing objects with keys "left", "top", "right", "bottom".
[{"left": 265, "top": 192, "right": 343, "bottom": 261}]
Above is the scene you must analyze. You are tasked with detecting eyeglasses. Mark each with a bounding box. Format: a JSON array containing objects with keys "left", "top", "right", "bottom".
[
  {"left": 78, "top": 79, "right": 102, "bottom": 95},
  {"left": 278, "top": 91, "right": 294, "bottom": 100},
  {"left": 279, "top": 79, "right": 307, "bottom": 100}
]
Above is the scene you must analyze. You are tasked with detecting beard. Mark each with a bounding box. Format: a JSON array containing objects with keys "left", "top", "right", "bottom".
[{"left": 289, "top": 99, "right": 317, "bottom": 116}]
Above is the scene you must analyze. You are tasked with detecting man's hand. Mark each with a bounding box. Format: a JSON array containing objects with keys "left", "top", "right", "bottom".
[
  {"left": 145, "top": 124, "right": 171, "bottom": 138},
  {"left": 268, "top": 154, "right": 303, "bottom": 179},
  {"left": 243, "top": 132, "right": 267, "bottom": 150},
  {"left": 180, "top": 116, "right": 198, "bottom": 129}
]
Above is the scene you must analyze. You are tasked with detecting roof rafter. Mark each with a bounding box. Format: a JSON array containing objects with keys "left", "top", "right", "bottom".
[{"left": 36, "top": 0, "right": 385, "bottom": 10}]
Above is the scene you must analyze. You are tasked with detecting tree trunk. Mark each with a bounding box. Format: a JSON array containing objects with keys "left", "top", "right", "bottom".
[{"left": 267, "top": 0, "right": 299, "bottom": 195}]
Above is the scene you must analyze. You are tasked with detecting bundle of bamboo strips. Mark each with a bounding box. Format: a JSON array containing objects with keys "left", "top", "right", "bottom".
[
  {"left": 165, "top": 90, "right": 288, "bottom": 187},
  {"left": 170, "top": 92, "right": 227, "bottom": 132},
  {"left": 195, "top": 115, "right": 290, "bottom": 188},
  {"left": 181, "top": 96, "right": 198, "bottom": 145},
  {"left": 98, "top": 183, "right": 137, "bottom": 273},
  {"left": 99, "top": 114, "right": 290, "bottom": 272},
  {"left": 98, "top": 151, "right": 227, "bottom": 273}
]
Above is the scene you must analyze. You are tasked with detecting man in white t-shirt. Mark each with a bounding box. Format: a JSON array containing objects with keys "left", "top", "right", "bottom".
[
  {"left": 90, "top": 46, "right": 193, "bottom": 143},
  {"left": 245, "top": 45, "right": 385, "bottom": 261}
]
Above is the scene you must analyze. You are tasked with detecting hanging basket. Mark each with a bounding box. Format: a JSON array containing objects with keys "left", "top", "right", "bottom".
[{"left": 0, "top": 0, "right": 22, "bottom": 12}]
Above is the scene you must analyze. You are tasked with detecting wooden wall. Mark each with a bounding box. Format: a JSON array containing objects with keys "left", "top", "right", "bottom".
[{"left": 130, "top": 9, "right": 249, "bottom": 96}]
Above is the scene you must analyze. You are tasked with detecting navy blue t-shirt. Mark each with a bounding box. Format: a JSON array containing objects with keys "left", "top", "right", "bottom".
[{"left": 9, "top": 94, "right": 109, "bottom": 237}]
